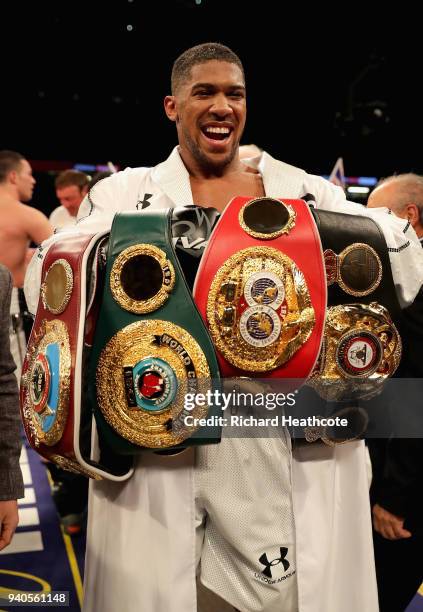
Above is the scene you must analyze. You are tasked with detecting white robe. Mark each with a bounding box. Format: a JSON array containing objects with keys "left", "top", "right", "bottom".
[{"left": 24, "top": 147, "right": 423, "bottom": 612}]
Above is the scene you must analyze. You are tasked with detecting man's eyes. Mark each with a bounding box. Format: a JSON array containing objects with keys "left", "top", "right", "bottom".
[
  {"left": 195, "top": 90, "right": 212, "bottom": 97},
  {"left": 194, "top": 90, "right": 244, "bottom": 99}
]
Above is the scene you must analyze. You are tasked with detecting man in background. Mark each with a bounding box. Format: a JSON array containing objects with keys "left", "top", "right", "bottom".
[
  {"left": 0, "top": 150, "right": 52, "bottom": 288},
  {"left": 368, "top": 173, "right": 423, "bottom": 244},
  {"left": 367, "top": 173, "right": 423, "bottom": 611},
  {"left": 0, "top": 150, "right": 52, "bottom": 374},
  {"left": 50, "top": 169, "right": 90, "bottom": 230}
]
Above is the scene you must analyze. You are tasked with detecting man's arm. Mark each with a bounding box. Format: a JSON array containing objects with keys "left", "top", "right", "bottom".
[
  {"left": 0, "top": 267, "right": 24, "bottom": 550},
  {"left": 24, "top": 206, "right": 53, "bottom": 245}
]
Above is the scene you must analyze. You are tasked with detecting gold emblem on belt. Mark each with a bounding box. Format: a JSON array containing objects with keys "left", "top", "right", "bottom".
[{"left": 207, "top": 247, "right": 315, "bottom": 372}]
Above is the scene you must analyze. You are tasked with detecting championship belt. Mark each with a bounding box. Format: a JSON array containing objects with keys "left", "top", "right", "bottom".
[
  {"left": 308, "top": 302, "right": 402, "bottom": 401},
  {"left": 308, "top": 209, "right": 402, "bottom": 401},
  {"left": 20, "top": 234, "right": 134, "bottom": 481},
  {"left": 311, "top": 209, "right": 401, "bottom": 315},
  {"left": 194, "top": 197, "right": 327, "bottom": 380},
  {"left": 90, "top": 210, "right": 221, "bottom": 454}
]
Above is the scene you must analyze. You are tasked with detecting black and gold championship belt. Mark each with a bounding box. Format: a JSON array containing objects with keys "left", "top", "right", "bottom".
[
  {"left": 20, "top": 234, "right": 133, "bottom": 480},
  {"left": 288, "top": 208, "right": 403, "bottom": 448},
  {"left": 89, "top": 209, "right": 221, "bottom": 454},
  {"left": 194, "top": 197, "right": 327, "bottom": 381},
  {"left": 308, "top": 209, "right": 402, "bottom": 402}
]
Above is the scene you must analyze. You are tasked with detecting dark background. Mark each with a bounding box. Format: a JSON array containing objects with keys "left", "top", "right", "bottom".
[{"left": 2, "top": 0, "right": 422, "bottom": 211}]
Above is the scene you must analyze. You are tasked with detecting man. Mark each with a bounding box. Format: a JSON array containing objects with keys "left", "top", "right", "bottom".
[
  {"left": 368, "top": 173, "right": 423, "bottom": 243},
  {"left": 0, "top": 150, "right": 52, "bottom": 288},
  {"left": 25, "top": 44, "right": 423, "bottom": 612},
  {"left": 0, "top": 264, "right": 24, "bottom": 552},
  {"left": 367, "top": 173, "right": 423, "bottom": 612},
  {"left": 50, "top": 169, "right": 90, "bottom": 230},
  {"left": 0, "top": 150, "right": 52, "bottom": 376}
]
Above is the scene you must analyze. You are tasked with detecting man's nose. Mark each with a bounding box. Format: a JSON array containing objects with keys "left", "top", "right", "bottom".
[{"left": 210, "top": 94, "right": 233, "bottom": 116}]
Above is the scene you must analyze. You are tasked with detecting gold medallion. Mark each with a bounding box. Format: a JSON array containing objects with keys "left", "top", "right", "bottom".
[
  {"left": 239, "top": 197, "right": 296, "bottom": 239},
  {"left": 41, "top": 259, "right": 73, "bottom": 314},
  {"left": 207, "top": 247, "right": 315, "bottom": 372},
  {"left": 21, "top": 319, "right": 71, "bottom": 446},
  {"left": 323, "top": 244, "right": 382, "bottom": 297},
  {"left": 110, "top": 244, "right": 175, "bottom": 314},
  {"left": 96, "top": 320, "right": 211, "bottom": 448},
  {"left": 308, "top": 302, "right": 402, "bottom": 401}
]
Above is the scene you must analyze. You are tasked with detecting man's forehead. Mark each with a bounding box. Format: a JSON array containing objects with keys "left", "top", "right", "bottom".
[
  {"left": 369, "top": 182, "right": 398, "bottom": 205},
  {"left": 187, "top": 60, "right": 245, "bottom": 88},
  {"left": 57, "top": 184, "right": 80, "bottom": 193},
  {"left": 20, "top": 159, "right": 31, "bottom": 173}
]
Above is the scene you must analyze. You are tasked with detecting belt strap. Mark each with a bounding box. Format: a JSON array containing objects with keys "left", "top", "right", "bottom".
[
  {"left": 194, "top": 197, "right": 327, "bottom": 381},
  {"left": 90, "top": 210, "right": 221, "bottom": 454}
]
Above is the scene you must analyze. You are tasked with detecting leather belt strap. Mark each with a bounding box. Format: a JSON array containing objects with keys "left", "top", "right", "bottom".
[
  {"left": 194, "top": 196, "right": 327, "bottom": 380},
  {"left": 90, "top": 210, "right": 221, "bottom": 454},
  {"left": 311, "top": 208, "right": 401, "bottom": 316},
  {"left": 20, "top": 233, "right": 134, "bottom": 480}
]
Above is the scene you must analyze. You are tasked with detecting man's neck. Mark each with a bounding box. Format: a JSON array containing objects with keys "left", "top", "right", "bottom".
[
  {"left": 178, "top": 146, "right": 243, "bottom": 179},
  {"left": 413, "top": 221, "right": 423, "bottom": 239},
  {"left": 0, "top": 184, "right": 20, "bottom": 205}
]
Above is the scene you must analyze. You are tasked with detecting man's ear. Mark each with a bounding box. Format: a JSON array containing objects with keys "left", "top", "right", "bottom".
[
  {"left": 407, "top": 203, "right": 419, "bottom": 226},
  {"left": 164, "top": 95, "right": 178, "bottom": 122},
  {"left": 8, "top": 170, "right": 18, "bottom": 185}
]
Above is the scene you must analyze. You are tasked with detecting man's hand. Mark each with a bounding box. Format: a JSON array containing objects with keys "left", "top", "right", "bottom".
[
  {"left": 372, "top": 503, "right": 412, "bottom": 540},
  {"left": 0, "top": 500, "right": 19, "bottom": 551}
]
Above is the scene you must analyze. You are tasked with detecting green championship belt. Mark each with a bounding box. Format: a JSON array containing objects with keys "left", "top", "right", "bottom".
[{"left": 89, "top": 210, "right": 221, "bottom": 454}]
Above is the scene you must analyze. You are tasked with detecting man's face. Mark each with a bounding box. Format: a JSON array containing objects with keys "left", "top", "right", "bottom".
[
  {"left": 16, "top": 159, "right": 36, "bottom": 202},
  {"left": 165, "top": 60, "right": 246, "bottom": 172},
  {"left": 367, "top": 182, "right": 419, "bottom": 226},
  {"left": 56, "top": 185, "right": 86, "bottom": 217}
]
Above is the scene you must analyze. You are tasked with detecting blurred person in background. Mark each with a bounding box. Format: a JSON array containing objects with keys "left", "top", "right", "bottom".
[
  {"left": 367, "top": 173, "right": 423, "bottom": 611},
  {"left": 368, "top": 173, "right": 423, "bottom": 244},
  {"left": 50, "top": 169, "right": 90, "bottom": 230},
  {"left": 0, "top": 264, "right": 24, "bottom": 552},
  {"left": 0, "top": 150, "right": 52, "bottom": 375},
  {"left": 0, "top": 150, "right": 52, "bottom": 288}
]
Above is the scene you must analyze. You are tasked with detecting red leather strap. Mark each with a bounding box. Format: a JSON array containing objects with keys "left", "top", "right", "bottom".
[
  {"left": 20, "top": 234, "right": 96, "bottom": 466},
  {"left": 194, "top": 197, "right": 327, "bottom": 380}
]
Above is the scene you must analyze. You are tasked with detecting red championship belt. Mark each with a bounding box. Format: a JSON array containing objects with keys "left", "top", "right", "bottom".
[
  {"left": 194, "top": 197, "right": 327, "bottom": 380},
  {"left": 20, "top": 233, "right": 133, "bottom": 481}
]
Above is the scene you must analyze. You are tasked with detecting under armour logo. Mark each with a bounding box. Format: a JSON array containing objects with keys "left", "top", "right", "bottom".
[
  {"left": 136, "top": 193, "right": 153, "bottom": 210},
  {"left": 259, "top": 548, "right": 290, "bottom": 578}
]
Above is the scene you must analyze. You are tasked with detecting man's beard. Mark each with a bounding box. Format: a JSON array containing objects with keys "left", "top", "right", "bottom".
[{"left": 184, "top": 129, "right": 239, "bottom": 175}]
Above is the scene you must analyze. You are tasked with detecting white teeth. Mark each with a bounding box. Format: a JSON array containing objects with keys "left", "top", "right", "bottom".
[{"left": 205, "top": 126, "right": 230, "bottom": 134}]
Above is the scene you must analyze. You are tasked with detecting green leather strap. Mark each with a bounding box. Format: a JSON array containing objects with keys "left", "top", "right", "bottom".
[{"left": 90, "top": 210, "right": 220, "bottom": 454}]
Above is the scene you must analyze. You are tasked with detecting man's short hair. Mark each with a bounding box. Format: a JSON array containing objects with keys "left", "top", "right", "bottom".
[
  {"left": 0, "top": 150, "right": 25, "bottom": 184},
  {"left": 171, "top": 42, "right": 245, "bottom": 94},
  {"left": 55, "top": 169, "right": 90, "bottom": 192},
  {"left": 377, "top": 172, "right": 423, "bottom": 224}
]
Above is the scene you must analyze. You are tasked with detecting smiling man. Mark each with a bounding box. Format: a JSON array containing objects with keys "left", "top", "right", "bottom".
[{"left": 24, "top": 43, "right": 423, "bottom": 612}]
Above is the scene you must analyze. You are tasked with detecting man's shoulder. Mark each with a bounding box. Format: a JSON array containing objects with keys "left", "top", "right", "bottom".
[{"left": 89, "top": 166, "right": 152, "bottom": 200}]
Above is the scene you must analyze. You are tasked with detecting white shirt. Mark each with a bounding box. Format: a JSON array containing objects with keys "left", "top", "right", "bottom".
[{"left": 49, "top": 205, "right": 77, "bottom": 230}]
